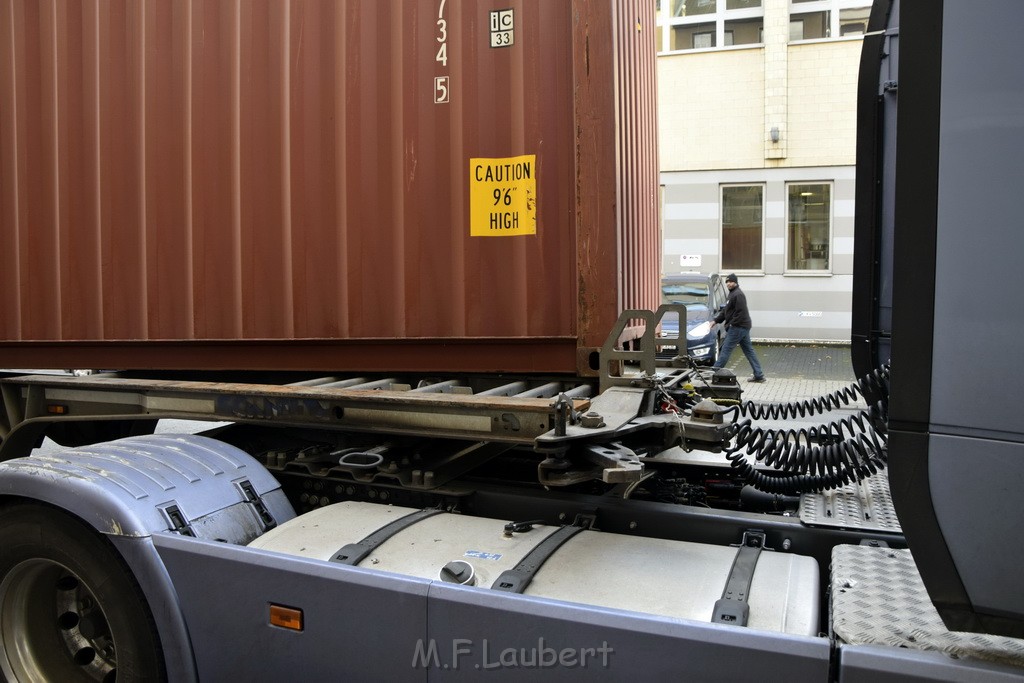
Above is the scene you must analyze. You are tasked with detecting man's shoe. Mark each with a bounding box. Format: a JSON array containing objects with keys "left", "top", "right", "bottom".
[{"left": 749, "top": 376, "right": 766, "bottom": 383}]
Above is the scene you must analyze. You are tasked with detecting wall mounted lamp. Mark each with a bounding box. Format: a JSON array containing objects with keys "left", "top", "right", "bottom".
[{"left": 770, "top": 126, "right": 780, "bottom": 143}]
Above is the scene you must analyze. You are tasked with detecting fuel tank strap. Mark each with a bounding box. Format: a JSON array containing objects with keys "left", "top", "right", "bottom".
[
  {"left": 711, "top": 531, "right": 766, "bottom": 627},
  {"left": 490, "top": 524, "right": 585, "bottom": 594},
  {"left": 330, "top": 508, "right": 444, "bottom": 566}
]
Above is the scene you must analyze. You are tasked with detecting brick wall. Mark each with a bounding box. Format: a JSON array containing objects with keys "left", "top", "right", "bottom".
[
  {"left": 658, "top": 50, "right": 765, "bottom": 170},
  {"left": 657, "top": 2, "right": 863, "bottom": 171},
  {"left": 786, "top": 41, "right": 861, "bottom": 166}
]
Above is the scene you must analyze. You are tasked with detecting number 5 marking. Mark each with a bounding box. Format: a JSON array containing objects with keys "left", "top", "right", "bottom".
[{"left": 434, "top": 76, "right": 450, "bottom": 104}]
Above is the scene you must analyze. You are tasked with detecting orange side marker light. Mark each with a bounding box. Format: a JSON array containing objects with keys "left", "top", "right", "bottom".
[{"left": 269, "top": 604, "right": 304, "bottom": 631}]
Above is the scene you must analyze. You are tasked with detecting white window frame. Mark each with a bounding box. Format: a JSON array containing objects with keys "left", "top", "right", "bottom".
[
  {"left": 720, "top": 183, "right": 766, "bottom": 274},
  {"left": 656, "top": 1, "right": 765, "bottom": 54},
  {"left": 784, "top": 181, "right": 833, "bottom": 275},
  {"left": 789, "top": 0, "right": 872, "bottom": 43}
]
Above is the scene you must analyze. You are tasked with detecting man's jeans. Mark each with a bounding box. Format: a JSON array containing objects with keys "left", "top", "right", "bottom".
[{"left": 712, "top": 326, "right": 764, "bottom": 378}]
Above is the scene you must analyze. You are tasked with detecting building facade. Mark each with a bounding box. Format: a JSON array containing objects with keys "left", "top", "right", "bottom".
[{"left": 656, "top": 0, "right": 872, "bottom": 341}]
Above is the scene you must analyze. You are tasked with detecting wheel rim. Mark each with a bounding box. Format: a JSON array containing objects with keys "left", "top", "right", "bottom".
[{"left": 0, "top": 559, "right": 118, "bottom": 683}]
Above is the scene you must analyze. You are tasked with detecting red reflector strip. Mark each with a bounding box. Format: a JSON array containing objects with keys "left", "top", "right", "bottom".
[
  {"left": 46, "top": 404, "right": 68, "bottom": 415},
  {"left": 269, "top": 604, "right": 303, "bottom": 631}
]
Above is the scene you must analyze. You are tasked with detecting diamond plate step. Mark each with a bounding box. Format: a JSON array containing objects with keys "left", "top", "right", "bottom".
[
  {"left": 799, "top": 469, "right": 901, "bottom": 533},
  {"left": 831, "top": 544, "right": 1024, "bottom": 669}
]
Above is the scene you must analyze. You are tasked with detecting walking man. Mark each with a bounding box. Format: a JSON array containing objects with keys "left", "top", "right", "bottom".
[{"left": 711, "top": 274, "right": 766, "bottom": 382}]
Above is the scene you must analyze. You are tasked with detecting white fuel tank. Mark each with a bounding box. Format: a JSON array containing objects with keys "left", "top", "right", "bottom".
[{"left": 249, "top": 501, "right": 819, "bottom": 636}]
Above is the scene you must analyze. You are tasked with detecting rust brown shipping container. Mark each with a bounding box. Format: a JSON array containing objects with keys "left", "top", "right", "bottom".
[{"left": 0, "top": 0, "right": 659, "bottom": 375}]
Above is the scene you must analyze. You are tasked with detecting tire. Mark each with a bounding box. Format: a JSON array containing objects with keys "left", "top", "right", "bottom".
[
  {"left": 0, "top": 504, "right": 166, "bottom": 682},
  {"left": 707, "top": 336, "right": 721, "bottom": 366}
]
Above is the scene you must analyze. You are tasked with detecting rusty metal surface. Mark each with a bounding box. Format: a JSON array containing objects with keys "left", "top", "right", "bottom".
[
  {"left": 0, "top": 0, "right": 658, "bottom": 375},
  {"left": 0, "top": 337, "right": 581, "bottom": 374},
  {"left": 1, "top": 372, "right": 592, "bottom": 447},
  {"left": 4, "top": 373, "right": 587, "bottom": 412}
]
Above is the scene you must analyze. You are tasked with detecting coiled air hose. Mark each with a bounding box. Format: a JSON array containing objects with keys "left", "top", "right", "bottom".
[{"left": 723, "top": 364, "right": 890, "bottom": 495}]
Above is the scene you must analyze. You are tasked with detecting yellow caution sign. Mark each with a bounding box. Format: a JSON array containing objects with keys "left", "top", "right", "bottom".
[{"left": 469, "top": 155, "right": 537, "bottom": 236}]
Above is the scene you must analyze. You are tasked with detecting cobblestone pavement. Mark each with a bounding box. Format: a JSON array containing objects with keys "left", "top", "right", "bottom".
[
  {"left": 719, "top": 342, "right": 855, "bottom": 380},
  {"left": 714, "top": 343, "right": 869, "bottom": 419}
]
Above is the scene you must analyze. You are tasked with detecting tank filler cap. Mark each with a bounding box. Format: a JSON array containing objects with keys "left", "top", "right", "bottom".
[{"left": 439, "top": 560, "right": 476, "bottom": 586}]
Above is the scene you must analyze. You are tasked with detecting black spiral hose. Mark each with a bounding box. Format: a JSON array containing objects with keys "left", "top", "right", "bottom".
[
  {"left": 722, "top": 364, "right": 890, "bottom": 495},
  {"left": 736, "top": 364, "right": 889, "bottom": 421}
]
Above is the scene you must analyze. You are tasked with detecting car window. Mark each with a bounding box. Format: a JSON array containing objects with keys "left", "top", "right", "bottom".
[
  {"left": 661, "top": 283, "right": 709, "bottom": 305},
  {"left": 685, "top": 307, "right": 706, "bottom": 322}
]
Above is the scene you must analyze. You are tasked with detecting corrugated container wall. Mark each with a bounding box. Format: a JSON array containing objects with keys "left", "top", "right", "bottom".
[{"left": 0, "top": 0, "right": 659, "bottom": 375}]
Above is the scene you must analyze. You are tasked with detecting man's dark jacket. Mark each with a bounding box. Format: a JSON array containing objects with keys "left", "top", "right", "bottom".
[{"left": 715, "top": 286, "right": 753, "bottom": 330}]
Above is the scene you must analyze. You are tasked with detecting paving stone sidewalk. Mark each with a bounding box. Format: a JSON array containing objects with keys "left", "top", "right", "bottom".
[{"left": 716, "top": 343, "right": 865, "bottom": 409}]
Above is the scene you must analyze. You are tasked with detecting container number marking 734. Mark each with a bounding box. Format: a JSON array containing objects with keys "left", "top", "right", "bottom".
[{"left": 435, "top": 0, "right": 450, "bottom": 103}]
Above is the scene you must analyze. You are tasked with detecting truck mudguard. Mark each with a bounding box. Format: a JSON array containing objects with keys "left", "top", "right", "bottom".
[{"left": 0, "top": 434, "right": 294, "bottom": 682}]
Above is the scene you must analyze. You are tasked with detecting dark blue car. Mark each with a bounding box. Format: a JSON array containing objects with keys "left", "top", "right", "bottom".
[{"left": 658, "top": 273, "right": 728, "bottom": 365}]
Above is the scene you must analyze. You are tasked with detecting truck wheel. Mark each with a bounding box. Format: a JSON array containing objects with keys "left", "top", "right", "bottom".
[
  {"left": 0, "top": 504, "right": 166, "bottom": 682},
  {"left": 708, "top": 337, "right": 721, "bottom": 366}
]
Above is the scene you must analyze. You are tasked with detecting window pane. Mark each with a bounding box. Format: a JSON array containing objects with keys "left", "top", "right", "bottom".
[
  {"left": 839, "top": 6, "right": 871, "bottom": 36},
  {"left": 726, "top": 0, "right": 761, "bottom": 8},
  {"left": 672, "top": 22, "right": 716, "bottom": 49},
  {"left": 722, "top": 186, "right": 763, "bottom": 271},
  {"left": 676, "top": 0, "right": 717, "bottom": 16},
  {"left": 787, "top": 184, "right": 831, "bottom": 270},
  {"left": 790, "top": 10, "right": 830, "bottom": 40},
  {"left": 725, "top": 17, "right": 763, "bottom": 45},
  {"left": 662, "top": 283, "right": 710, "bottom": 305}
]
